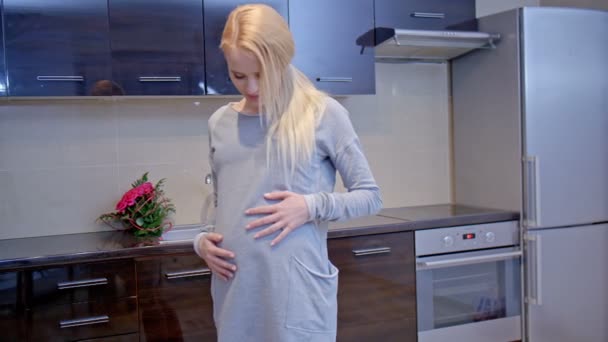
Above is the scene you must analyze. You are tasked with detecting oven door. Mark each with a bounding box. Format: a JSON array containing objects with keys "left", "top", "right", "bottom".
[{"left": 416, "top": 246, "right": 522, "bottom": 342}]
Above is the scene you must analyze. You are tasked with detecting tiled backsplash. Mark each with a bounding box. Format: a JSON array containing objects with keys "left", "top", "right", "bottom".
[{"left": 0, "top": 62, "right": 450, "bottom": 239}]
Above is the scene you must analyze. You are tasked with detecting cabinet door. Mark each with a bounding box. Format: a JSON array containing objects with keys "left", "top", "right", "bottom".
[
  {"left": 137, "top": 253, "right": 216, "bottom": 341},
  {"left": 203, "top": 0, "right": 288, "bottom": 95},
  {"left": 375, "top": 0, "right": 476, "bottom": 31},
  {"left": 290, "top": 0, "right": 375, "bottom": 95},
  {"left": 109, "top": 0, "right": 205, "bottom": 96},
  {"left": 0, "top": 4, "right": 7, "bottom": 97},
  {"left": 0, "top": 272, "right": 25, "bottom": 342},
  {"left": 328, "top": 232, "right": 417, "bottom": 342},
  {"left": 4, "top": 0, "right": 111, "bottom": 96}
]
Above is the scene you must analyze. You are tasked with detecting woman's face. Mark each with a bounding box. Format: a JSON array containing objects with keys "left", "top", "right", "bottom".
[{"left": 224, "top": 47, "right": 261, "bottom": 111}]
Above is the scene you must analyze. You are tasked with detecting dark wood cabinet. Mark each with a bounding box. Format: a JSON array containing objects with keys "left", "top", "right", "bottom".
[
  {"left": 203, "top": 0, "right": 288, "bottom": 95},
  {"left": 136, "top": 253, "right": 216, "bottom": 341},
  {"left": 109, "top": 0, "right": 206, "bottom": 96},
  {"left": 0, "top": 271, "right": 26, "bottom": 342},
  {"left": 290, "top": 0, "right": 375, "bottom": 95},
  {"left": 4, "top": 0, "right": 112, "bottom": 96},
  {"left": 328, "top": 231, "right": 417, "bottom": 342},
  {"left": 27, "top": 259, "right": 136, "bottom": 308},
  {"left": 375, "top": 0, "right": 476, "bottom": 31},
  {"left": 26, "top": 298, "right": 138, "bottom": 342}
]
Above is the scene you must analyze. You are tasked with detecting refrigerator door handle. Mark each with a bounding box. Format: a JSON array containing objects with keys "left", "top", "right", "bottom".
[
  {"left": 525, "top": 233, "right": 543, "bottom": 305},
  {"left": 523, "top": 156, "right": 541, "bottom": 228}
]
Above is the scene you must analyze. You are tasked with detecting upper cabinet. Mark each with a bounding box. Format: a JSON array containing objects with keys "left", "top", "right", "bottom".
[
  {"left": 203, "top": 0, "right": 288, "bottom": 95},
  {"left": 290, "top": 0, "right": 375, "bottom": 95},
  {"left": 375, "top": 0, "right": 476, "bottom": 31},
  {"left": 4, "top": 0, "right": 112, "bottom": 96},
  {"left": 0, "top": 4, "right": 7, "bottom": 97},
  {"left": 109, "top": 0, "right": 205, "bottom": 96}
]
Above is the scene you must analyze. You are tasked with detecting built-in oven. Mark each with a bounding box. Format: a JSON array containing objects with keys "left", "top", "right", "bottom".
[{"left": 415, "top": 221, "right": 521, "bottom": 342}]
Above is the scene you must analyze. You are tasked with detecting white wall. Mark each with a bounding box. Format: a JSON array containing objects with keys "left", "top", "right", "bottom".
[{"left": 0, "top": 62, "right": 451, "bottom": 239}]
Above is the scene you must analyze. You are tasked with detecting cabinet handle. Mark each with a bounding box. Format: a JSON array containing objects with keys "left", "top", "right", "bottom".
[
  {"left": 60, "top": 315, "right": 109, "bottom": 329},
  {"left": 523, "top": 156, "right": 541, "bottom": 228},
  {"left": 57, "top": 277, "right": 108, "bottom": 290},
  {"left": 139, "top": 76, "right": 182, "bottom": 82},
  {"left": 316, "top": 77, "right": 353, "bottom": 83},
  {"left": 411, "top": 12, "right": 445, "bottom": 19},
  {"left": 37, "top": 76, "right": 84, "bottom": 82},
  {"left": 165, "top": 268, "right": 211, "bottom": 280},
  {"left": 352, "top": 247, "right": 391, "bottom": 256}
]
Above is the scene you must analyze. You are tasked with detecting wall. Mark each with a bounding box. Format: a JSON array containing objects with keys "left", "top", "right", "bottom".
[
  {"left": 0, "top": 62, "right": 451, "bottom": 239},
  {"left": 477, "top": 0, "right": 607, "bottom": 17}
]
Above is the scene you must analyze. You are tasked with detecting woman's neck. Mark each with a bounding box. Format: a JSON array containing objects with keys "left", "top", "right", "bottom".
[{"left": 233, "top": 98, "right": 259, "bottom": 116}]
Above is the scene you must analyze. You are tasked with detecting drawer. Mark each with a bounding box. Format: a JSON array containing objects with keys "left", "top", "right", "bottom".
[
  {"left": 27, "top": 297, "right": 138, "bottom": 342},
  {"left": 136, "top": 254, "right": 211, "bottom": 295},
  {"left": 29, "top": 259, "right": 135, "bottom": 308},
  {"left": 0, "top": 306, "right": 26, "bottom": 342},
  {"left": 0, "top": 272, "right": 19, "bottom": 306},
  {"left": 80, "top": 333, "right": 139, "bottom": 342},
  {"left": 328, "top": 232, "right": 417, "bottom": 326},
  {"left": 375, "top": 0, "right": 476, "bottom": 31}
]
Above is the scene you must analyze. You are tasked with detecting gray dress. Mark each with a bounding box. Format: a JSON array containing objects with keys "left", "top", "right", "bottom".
[{"left": 201, "top": 97, "right": 382, "bottom": 342}]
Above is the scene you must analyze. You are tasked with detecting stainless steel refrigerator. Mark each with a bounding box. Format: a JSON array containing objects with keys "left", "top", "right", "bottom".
[{"left": 451, "top": 7, "right": 608, "bottom": 342}]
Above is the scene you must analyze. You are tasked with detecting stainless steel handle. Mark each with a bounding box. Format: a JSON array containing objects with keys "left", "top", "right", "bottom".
[
  {"left": 165, "top": 268, "right": 211, "bottom": 280},
  {"left": 352, "top": 247, "right": 391, "bottom": 256},
  {"left": 316, "top": 77, "right": 353, "bottom": 83},
  {"left": 57, "top": 278, "right": 108, "bottom": 290},
  {"left": 523, "top": 156, "right": 541, "bottom": 228},
  {"left": 139, "top": 76, "right": 182, "bottom": 82},
  {"left": 525, "top": 234, "right": 543, "bottom": 305},
  {"left": 204, "top": 173, "right": 212, "bottom": 185},
  {"left": 60, "top": 315, "right": 109, "bottom": 329},
  {"left": 37, "top": 76, "right": 84, "bottom": 82},
  {"left": 411, "top": 12, "right": 446, "bottom": 19},
  {"left": 416, "top": 251, "right": 522, "bottom": 270}
]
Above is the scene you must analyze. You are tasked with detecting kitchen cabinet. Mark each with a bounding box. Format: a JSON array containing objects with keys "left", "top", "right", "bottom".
[
  {"left": 136, "top": 253, "right": 216, "bottom": 341},
  {"left": 290, "top": 0, "right": 375, "bottom": 95},
  {"left": 109, "top": 0, "right": 205, "bottom": 96},
  {"left": 4, "top": 0, "right": 112, "bottom": 96},
  {"left": 328, "top": 231, "right": 417, "bottom": 342},
  {"left": 375, "top": 0, "right": 476, "bottom": 31},
  {"left": 24, "top": 259, "right": 138, "bottom": 341},
  {"left": 0, "top": 4, "right": 7, "bottom": 97},
  {"left": 203, "top": 0, "right": 288, "bottom": 95},
  {"left": 0, "top": 271, "right": 26, "bottom": 342}
]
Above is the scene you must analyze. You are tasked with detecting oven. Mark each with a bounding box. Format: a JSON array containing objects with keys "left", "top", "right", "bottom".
[{"left": 415, "top": 221, "right": 521, "bottom": 342}]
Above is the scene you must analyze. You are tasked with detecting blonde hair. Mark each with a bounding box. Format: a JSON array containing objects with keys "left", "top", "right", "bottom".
[{"left": 220, "top": 4, "right": 327, "bottom": 174}]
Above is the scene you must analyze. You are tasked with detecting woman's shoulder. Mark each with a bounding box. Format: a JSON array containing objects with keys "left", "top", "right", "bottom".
[
  {"left": 318, "top": 96, "right": 352, "bottom": 128},
  {"left": 208, "top": 103, "right": 234, "bottom": 130}
]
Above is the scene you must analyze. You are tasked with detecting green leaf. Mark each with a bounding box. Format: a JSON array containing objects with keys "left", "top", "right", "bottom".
[{"left": 136, "top": 217, "right": 144, "bottom": 226}]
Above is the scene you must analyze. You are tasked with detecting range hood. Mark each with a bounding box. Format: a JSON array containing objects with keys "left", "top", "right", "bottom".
[{"left": 357, "top": 27, "right": 500, "bottom": 62}]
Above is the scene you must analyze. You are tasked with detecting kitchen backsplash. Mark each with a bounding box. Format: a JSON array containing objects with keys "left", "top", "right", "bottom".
[{"left": 0, "top": 62, "right": 450, "bottom": 239}]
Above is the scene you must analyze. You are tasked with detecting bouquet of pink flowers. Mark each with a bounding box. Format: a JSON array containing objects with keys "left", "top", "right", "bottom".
[{"left": 98, "top": 172, "right": 175, "bottom": 238}]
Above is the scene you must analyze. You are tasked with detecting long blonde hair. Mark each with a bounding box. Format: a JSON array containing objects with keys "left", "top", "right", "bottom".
[{"left": 220, "top": 4, "right": 327, "bottom": 174}]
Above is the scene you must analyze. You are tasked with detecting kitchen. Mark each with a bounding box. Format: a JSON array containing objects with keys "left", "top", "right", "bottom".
[{"left": 1, "top": 0, "right": 607, "bottom": 341}]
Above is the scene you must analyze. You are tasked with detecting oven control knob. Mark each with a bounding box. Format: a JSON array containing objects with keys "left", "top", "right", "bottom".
[
  {"left": 442, "top": 236, "right": 454, "bottom": 247},
  {"left": 485, "top": 232, "right": 496, "bottom": 243}
]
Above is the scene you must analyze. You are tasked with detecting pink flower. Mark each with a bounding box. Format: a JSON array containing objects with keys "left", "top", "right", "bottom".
[{"left": 115, "top": 182, "right": 155, "bottom": 213}]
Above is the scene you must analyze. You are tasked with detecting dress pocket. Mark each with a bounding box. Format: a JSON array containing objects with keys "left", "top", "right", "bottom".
[{"left": 285, "top": 256, "right": 339, "bottom": 333}]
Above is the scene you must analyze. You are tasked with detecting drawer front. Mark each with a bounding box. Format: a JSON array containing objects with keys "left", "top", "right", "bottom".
[
  {"left": 0, "top": 272, "right": 19, "bottom": 306},
  {"left": 0, "top": 306, "right": 26, "bottom": 342},
  {"left": 28, "top": 297, "right": 138, "bottom": 342},
  {"left": 137, "top": 253, "right": 216, "bottom": 341},
  {"left": 80, "top": 333, "right": 139, "bottom": 342},
  {"left": 375, "top": 0, "right": 476, "bottom": 31},
  {"left": 137, "top": 254, "right": 211, "bottom": 294},
  {"left": 30, "top": 259, "right": 135, "bottom": 307},
  {"left": 328, "top": 232, "right": 417, "bottom": 340}
]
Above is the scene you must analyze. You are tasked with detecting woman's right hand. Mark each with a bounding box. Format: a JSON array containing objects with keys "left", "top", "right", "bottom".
[{"left": 197, "top": 232, "right": 237, "bottom": 281}]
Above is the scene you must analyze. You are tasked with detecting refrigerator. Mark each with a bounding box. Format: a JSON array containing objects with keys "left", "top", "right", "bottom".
[{"left": 451, "top": 7, "right": 608, "bottom": 342}]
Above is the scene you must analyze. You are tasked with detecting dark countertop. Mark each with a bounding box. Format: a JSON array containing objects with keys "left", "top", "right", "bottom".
[{"left": 0, "top": 204, "right": 518, "bottom": 271}]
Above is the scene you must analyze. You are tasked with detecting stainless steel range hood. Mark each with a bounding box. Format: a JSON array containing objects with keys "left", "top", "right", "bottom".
[{"left": 357, "top": 27, "right": 500, "bottom": 62}]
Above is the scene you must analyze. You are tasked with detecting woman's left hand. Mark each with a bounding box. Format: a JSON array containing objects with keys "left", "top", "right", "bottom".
[{"left": 245, "top": 191, "right": 310, "bottom": 246}]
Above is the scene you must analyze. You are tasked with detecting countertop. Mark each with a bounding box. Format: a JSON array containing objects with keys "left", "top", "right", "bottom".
[{"left": 0, "top": 204, "right": 518, "bottom": 271}]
